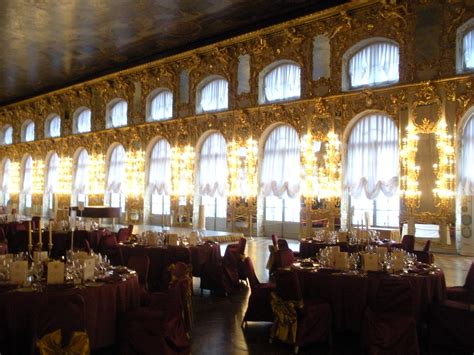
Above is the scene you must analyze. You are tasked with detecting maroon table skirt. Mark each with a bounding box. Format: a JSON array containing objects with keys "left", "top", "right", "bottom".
[
  {"left": 0, "top": 276, "right": 140, "bottom": 352},
  {"left": 293, "top": 267, "right": 446, "bottom": 332}
]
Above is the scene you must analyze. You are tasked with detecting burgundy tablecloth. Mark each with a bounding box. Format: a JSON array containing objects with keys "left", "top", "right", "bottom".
[
  {"left": 293, "top": 267, "right": 446, "bottom": 332},
  {"left": 190, "top": 243, "right": 221, "bottom": 277},
  {"left": 0, "top": 276, "right": 140, "bottom": 352},
  {"left": 299, "top": 240, "right": 397, "bottom": 258}
]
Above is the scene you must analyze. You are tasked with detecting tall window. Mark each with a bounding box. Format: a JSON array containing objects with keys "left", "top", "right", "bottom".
[
  {"left": 46, "top": 115, "right": 61, "bottom": 138},
  {"left": 346, "top": 41, "right": 399, "bottom": 89},
  {"left": 0, "top": 159, "right": 10, "bottom": 206},
  {"left": 262, "top": 63, "right": 301, "bottom": 103},
  {"left": 108, "top": 100, "right": 127, "bottom": 128},
  {"left": 462, "top": 29, "right": 474, "bottom": 71},
  {"left": 148, "top": 90, "right": 173, "bottom": 121},
  {"left": 2, "top": 125, "right": 12, "bottom": 145},
  {"left": 460, "top": 112, "right": 474, "bottom": 194},
  {"left": 197, "top": 78, "right": 228, "bottom": 113},
  {"left": 345, "top": 113, "right": 399, "bottom": 227},
  {"left": 22, "top": 121, "right": 35, "bottom": 142},
  {"left": 72, "top": 149, "right": 89, "bottom": 206},
  {"left": 199, "top": 133, "right": 227, "bottom": 227},
  {"left": 21, "top": 155, "right": 33, "bottom": 213},
  {"left": 45, "top": 153, "right": 60, "bottom": 210},
  {"left": 74, "top": 108, "right": 91, "bottom": 134},
  {"left": 106, "top": 144, "right": 126, "bottom": 211},
  {"left": 148, "top": 139, "right": 171, "bottom": 217},
  {"left": 260, "top": 125, "right": 301, "bottom": 224}
]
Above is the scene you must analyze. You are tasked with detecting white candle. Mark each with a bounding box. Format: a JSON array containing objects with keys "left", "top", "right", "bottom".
[
  {"left": 28, "top": 221, "right": 32, "bottom": 246},
  {"left": 70, "top": 229, "right": 74, "bottom": 251},
  {"left": 38, "top": 220, "right": 42, "bottom": 248},
  {"left": 49, "top": 222, "right": 53, "bottom": 246}
]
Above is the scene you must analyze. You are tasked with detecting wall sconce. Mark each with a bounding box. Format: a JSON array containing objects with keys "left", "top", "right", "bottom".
[
  {"left": 9, "top": 161, "right": 20, "bottom": 194},
  {"left": 318, "top": 131, "right": 342, "bottom": 200},
  {"left": 57, "top": 156, "right": 72, "bottom": 194},
  {"left": 301, "top": 133, "right": 319, "bottom": 198},
  {"left": 32, "top": 160, "right": 44, "bottom": 194},
  {"left": 228, "top": 138, "right": 258, "bottom": 198},
  {"left": 400, "top": 123, "right": 421, "bottom": 208},
  {"left": 126, "top": 150, "right": 145, "bottom": 198},
  {"left": 171, "top": 145, "right": 195, "bottom": 198},
  {"left": 433, "top": 118, "right": 455, "bottom": 208},
  {"left": 89, "top": 153, "right": 105, "bottom": 195}
]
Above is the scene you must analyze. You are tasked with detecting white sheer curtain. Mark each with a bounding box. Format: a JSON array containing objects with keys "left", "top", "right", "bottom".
[
  {"left": 461, "top": 114, "right": 474, "bottom": 194},
  {"left": 264, "top": 63, "right": 301, "bottom": 102},
  {"left": 3, "top": 126, "right": 12, "bottom": 145},
  {"left": 45, "top": 153, "right": 60, "bottom": 194},
  {"left": 463, "top": 29, "right": 474, "bottom": 70},
  {"left": 148, "top": 139, "right": 171, "bottom": 195},
  {"left": 76, "top": 109, "right": 91, "bottom": 133},
  {"left": 106, "top": 145, "right": 126, "bottom": 193},
  {"left": 260, "top": 125, "right": 301, "bottom": 198},
  {"left": 110, "top": 100, "right": 128, "bottom": 127},
  {"left": 73, "top": 149, "right": 89, "bottom": 196},
  {"left": 150, "top": 90, "right": 173, "bottom": 121},
  {"left": 1, "top": 159, "right": 10, "bottom": 195},
  {"left": 199, "top": 133, "right": 227, "bottom": 197},
  {"left": 349, "top": 42, "right": 399, "bottom": 88},
  {"left": 345, "top": 114, "right": 399, "bottom": 199},
  {"left": 24, "top": 122, "right": 35, "bottom": 142},
  {"left": 199, "top": 79, "right": 228, "bottom": 113},
  {"left": 49, "top": 116, "right": 61, "bottom": 137},
  {"left": 22, "top": 156, "right": 33, "bottom": 194}
]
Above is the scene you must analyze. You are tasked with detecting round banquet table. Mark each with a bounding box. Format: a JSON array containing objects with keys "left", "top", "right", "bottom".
[
  {"left": 291, "top": 263, "right": 446, "bottom": 333},
  {"left": 299, "top": 239, "right": 397, "bottom": 259},
  {"left": 0, "top": 275, "right": 140, "bottom": 353}
]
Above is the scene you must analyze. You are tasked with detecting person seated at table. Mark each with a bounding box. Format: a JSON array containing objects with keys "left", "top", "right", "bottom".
[{"left": 7, "top": 208, "right": 19, "bottom": 222}]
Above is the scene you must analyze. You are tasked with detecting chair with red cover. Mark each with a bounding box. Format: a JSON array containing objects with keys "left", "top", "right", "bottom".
[
  {"left": 168, "top": 262, "right": 193, "bottom": 333},
  {"left": 127, "top": 254, "right": 150, "bottom": 291},
  {"left": 117, "top": 228, "right": 130, "bottom": 243},
  {"left": 34, "top": 293, "right": 90, "bottom": 355},
  {"left": 224, "top": 238, "right": 247, "bottom": 284},
  {"left": 446, "top": 261, "right": 474, "bottom": 303},
  {"left": 361, "top": 278, "right": 419, "bottom": 355},
  {"left": 270, "top": 248, "right": 295, "bottom": 276},
  {"left": 242, "top": 256, "right": 276, "bottom": 328},
  {"left": 99, "top": 233, "right": 123, "bottom": 265},
  {"left": 392, "top": 234, "right": 415, "bottom": 253},
  {"left": 271, "top": 234, "right": 279, "bottom": 248},
  {"left": 270, "top": 269, "right": 332, "bottom": 353},
  {"left": 429, "top": 299, "right": 474, "bottom": 354}
]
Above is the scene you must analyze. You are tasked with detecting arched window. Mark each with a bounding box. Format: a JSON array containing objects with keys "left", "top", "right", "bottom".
[
  {"left": 148, "top": 90, "right": 173, "bottom": 121},
  {"left": 344, "top": 40, "right": 399, "bottom": 90},
  {"left": 0, "top": 158, "right": 10, "bottom": 206},
  {"left": 262, "top": 62, "right": 301, "bottom": 103},
  {"left": 22, "top": 121, "right": 35, "bottom": 142},
  {"left": 198, "top": 133, "right": 227, "bottom": 229},
  {"left": 21, "top": 155, "right": 33, "bottom": 214},
  {"left": 44, "top": 153, "right": 60, "bottom": 210},
  {"left": 46, "top": 115, "right": 61, "bottom": 138},
  {"left": 197, "top": 78, "right": 228, "bottom": 113},
  {"left": 2, "top": 125, "right": 12, "bottom": 145},
  {"left": 260, "top": 125, "right": 301, "bottom": 235},
  {"left": 148, "top": 139, "right": 171, "bottom": 220},
  {"left": 106, "top": 144, "right": 126, "bottom": 211},
  {"left": 107, "top": 99, "right": 128, "bottom": 128},
  {"left": 345, "top": 113, "right": 399, "bottom": 227},
  {"left": 74, "top": 108, "right": 91, "bottom": 134},
  {"left": 72, "top": 149, "right": 89, "bottom": 206}
]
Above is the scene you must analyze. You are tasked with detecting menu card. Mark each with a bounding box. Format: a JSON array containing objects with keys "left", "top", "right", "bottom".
[
  {"left": 82, "top": 258, "right": 95, "bottom": 281},
  {"left": 47, "top": 261, "right": 65, "bottom": 284},
  {"left": 362, "top": 253, "right": 379, "bottom": 271},
  {"left": 10, "top": 261, "right": 28, "bottom": 284},
  {"left": 376, "top": 247, "right": 388, "bottom": 262},
  {"left": 189, "top": 231, "right": 198, "bottom": 246},
  {"left": 392, "top": 250, "right": 405, "bottom": 272},
  {"left": 335, "top": 252, "right": 349, "bottom": 270},
  {"left": 328, "top": 246, "right": 340, "bottom": 267},
  {"left": 168, "top": 233, "right": 178, "bottom": 246},
  {"left": 33, "top": 251, "right": 48, "bottom": 262}
]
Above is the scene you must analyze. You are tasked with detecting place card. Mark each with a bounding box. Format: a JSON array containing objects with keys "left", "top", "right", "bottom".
[
  {"left": 376, "top": 247, "right": 388, "bottom": 262},
  {"left": 10, "top": 261, "right": 28, "bottom": 284},
  {"left": 168, "top": 233, "right": 178, "bottom": 246},
  {"left": 335, "top": 252, "right": 349, "bottom": 271},
  {"left": 392, "top": 251, "right": 405, "bottom": 272},
  {"left": 362, "top": 253, "right": 379, "bottom": 271},
  {"left": 33, "top": 251, "right": 48, "bottom": 262},
  {"left": 82, "top": 258, "right": 95, "bottom": 281},
  {"left": 189, "top": 231, "right": 198, "bottom": 246},
  {"left": 47, "top": 261, "right": 65, "bottom": 284}
]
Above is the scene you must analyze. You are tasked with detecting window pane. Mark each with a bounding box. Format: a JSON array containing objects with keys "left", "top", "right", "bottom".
[
  {"left": 150, "top": 91, "right": 173, "bottom": 121},
  {"left": 265, "top": 196, "right": 283, "bottom": 222},
  {"left": 151, "top": 193, "right": 171, "bottom": 215},
  {"left": 264, "top": 63, "right": 301, "bottom": 102},
  {"left": 349, "top": 42, "right": 399, "bottom": 88},
  {"left": 4, "top": 126, "right": 12, "bottom": 145},
  {"left": 24, "top": 122, "right": 35, "bottom": 142},
  {"left": 110, "top": 100, "right": 127, "bottom": 127},
  {"left": 77, "top": 109, "right": 91, "bottom": 133},
  {"left": 49, "top": 116, "right": 61, "bottom": 137},
  {"left": 283, "top": 195, "right": 301, "bottom": 222},
  {"left": 199, "top": 79, "right": 228, "bottom": 112}
]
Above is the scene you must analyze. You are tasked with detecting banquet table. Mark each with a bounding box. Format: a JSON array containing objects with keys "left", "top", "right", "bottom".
[
  {"left": 298, "top": 239, "right": 398, "bottom": 259},
  {"left": 291, "top": 263, "right": 446, "bottom": 333},
  {"left": 119, "top": 242, "right": 221, "bottom": 290},
  {"left": 0, "top": 275, "right": 140, "bottom": 353}
]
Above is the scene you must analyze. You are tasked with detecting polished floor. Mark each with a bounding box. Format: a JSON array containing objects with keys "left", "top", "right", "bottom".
[{"left": 190, "top": 238, "right": 474, "bottom": 355}]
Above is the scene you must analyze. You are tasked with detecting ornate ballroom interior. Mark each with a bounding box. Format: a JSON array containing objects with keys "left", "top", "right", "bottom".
[{"left": 0, "top": 0, "right": 473, "bottom": 354}]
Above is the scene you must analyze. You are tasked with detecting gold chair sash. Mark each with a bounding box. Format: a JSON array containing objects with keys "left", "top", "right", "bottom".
[
  {"left": 168, "top": 263, "right": 193, "bottom": 331},
  {"left": 270, "top": 292, "right": 303, "bottom": 344},
  {"left": 37, "top": 329, "right": 90, "bottom": 355}
]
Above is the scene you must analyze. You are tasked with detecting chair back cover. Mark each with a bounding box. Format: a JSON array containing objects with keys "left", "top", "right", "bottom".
[
  {"left": 401, "top": 234, "right": 415, "bottom": 252},
  {"left": 277, "top": 238, "right": 290, "bottom": 250},
  {"left": 271, "top": 234, "right": 279, "bottom": 248},
  {"left": 371, "top": 278, "right": 415, "bottom": 315},
  {"left": 99, "top": 233, "right": 118, "bottom": 250},
  {"left": 274, "top": 248, "right": 295, "bottom": 270},
  {"left": 275, "top": 269, "right": 302, "bottom": 301},
  {"left": 422, "top": 239, "right": 431, "bottom": 252},
  {"left": 244, "top": 257, "right": 260, "bottom": 290},
  {"left": 464, "top": 261, "right": 474, "bottom": 289},
  {"left": 127, "top": 254, "right": 150, "bottom": 286},
  {"left": 116, "top": 228, "right": 129, "bottom": 243},
  {"left": 237, "top": 237, "right": 247, "bottom": 254}
]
